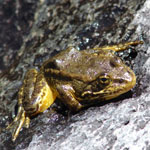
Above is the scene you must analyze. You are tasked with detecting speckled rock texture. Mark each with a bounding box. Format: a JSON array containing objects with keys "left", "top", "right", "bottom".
[{"left": 0, "top": 0, "right": 149, "bottom": 149}]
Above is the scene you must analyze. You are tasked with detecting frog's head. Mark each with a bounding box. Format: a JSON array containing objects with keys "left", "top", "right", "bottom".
[{"left": 82, "top": 55, "right": 136, "bottom": 100}]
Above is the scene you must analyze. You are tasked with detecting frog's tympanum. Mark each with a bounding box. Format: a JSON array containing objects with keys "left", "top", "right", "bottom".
[{"left": 7, "top": 41, "right": 143, "bottom": 141}]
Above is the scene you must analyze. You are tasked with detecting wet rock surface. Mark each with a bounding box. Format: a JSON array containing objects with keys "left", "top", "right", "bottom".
[{"left": 0, "top": 0, "right": 149, "bottom": 149}]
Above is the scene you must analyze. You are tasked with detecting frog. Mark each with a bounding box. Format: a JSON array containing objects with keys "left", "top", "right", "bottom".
[{"left": 7, "top": 40, "right": 143, "bottom": 141}]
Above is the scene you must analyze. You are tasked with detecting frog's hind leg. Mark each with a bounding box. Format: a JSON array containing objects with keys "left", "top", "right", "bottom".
[
  {"left": 6, "top": 106, "right": 30, "bottom": 141},
  {"left": 7, "top": 69, "right": 57, "bottom": 141},
  {"left": 6, "top": 84, "right": 29, "bottom": 141},
  {"left": 94, "top": 41, "right": 143, "bottom": 52}
]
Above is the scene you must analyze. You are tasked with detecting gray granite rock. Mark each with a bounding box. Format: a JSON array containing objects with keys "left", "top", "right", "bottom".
[{"left": 0, "top": 0, "right": 149, "bottom": 150}]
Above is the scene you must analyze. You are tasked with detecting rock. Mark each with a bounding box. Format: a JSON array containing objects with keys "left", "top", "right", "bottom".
[{"left": 0, "top": 0, "right": 149, "bottom": 150}]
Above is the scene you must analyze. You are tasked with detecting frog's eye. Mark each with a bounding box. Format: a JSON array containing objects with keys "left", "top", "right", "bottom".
[{"left": 99, "top": 76, "right": 110, "bottom": 85}]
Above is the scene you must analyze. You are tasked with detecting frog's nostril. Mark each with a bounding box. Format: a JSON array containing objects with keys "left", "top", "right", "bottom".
[{"left": 109, "top": 59, "right": 117, "bottom": 68}]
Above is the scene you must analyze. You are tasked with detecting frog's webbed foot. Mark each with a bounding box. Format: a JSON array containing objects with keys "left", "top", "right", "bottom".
[
  {"left": 94, "top": 40, "right": 143, "bottom": 52},
  {"left": 6, "top": 105, "right": 30, "bottom": 142},
  {"left": 56, "top": 84, "right": 83, "bottom": 112}
]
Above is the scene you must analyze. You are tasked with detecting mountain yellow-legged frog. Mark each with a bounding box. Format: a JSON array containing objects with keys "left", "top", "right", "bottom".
[{"left": 7, "top": 41, "right": 143, "bottom": 141}]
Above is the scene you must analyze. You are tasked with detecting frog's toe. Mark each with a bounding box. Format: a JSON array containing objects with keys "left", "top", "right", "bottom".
[{"left": 6, "top": 107, "right": 29, "bottom": 142}]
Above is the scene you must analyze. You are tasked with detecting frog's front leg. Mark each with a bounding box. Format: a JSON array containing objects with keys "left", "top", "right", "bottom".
[
  {"left": 56, "top": 84, "right": 83, "bottom": 112},
  {"left": 7, "top": 69, "right": 57, "bottom": 141},
  {"left": 94, "top": 41, "right": 143, "bottom": 52}
]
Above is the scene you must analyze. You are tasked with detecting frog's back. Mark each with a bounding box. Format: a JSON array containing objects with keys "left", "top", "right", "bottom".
[{"left": 43, "top": 47, "right": 118, "bottom": 82}]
